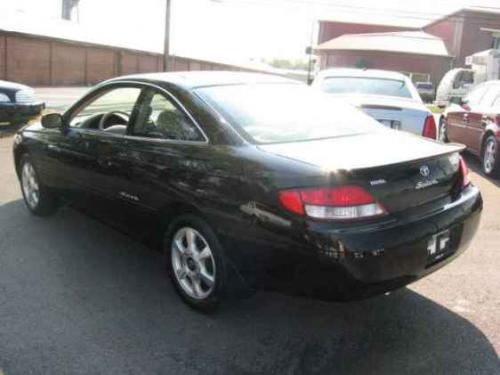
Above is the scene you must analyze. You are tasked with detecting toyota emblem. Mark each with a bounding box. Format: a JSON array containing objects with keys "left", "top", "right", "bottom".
[{"left": 420, "top": 165, "right": 430, "bottom": 177}]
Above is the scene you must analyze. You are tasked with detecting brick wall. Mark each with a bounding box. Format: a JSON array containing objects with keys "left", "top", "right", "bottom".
[
  {"left": 86, "top": 48, "right": 116, "bottom": 83},
  {"left": 458, "top": 11, "right": 500, "bottom": 65},
  {"left": 4, "top": 36, "right": 51, "bottom": 86},
  {"left": 424, "top": 19, "right": 460, "bottom": 58},
  {"left": 0, "top": 31, "right": 267, "bottom": 86},
  {"left": 51, "top": 43, "right": 86, "bottom": 85},
  {"left": 424, "top": 10, "right": 500, "bottom": 67}
]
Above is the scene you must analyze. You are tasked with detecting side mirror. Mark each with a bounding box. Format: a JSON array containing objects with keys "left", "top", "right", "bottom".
[{"left": 41, "top": 113, "right": 64, "bottom": 130}]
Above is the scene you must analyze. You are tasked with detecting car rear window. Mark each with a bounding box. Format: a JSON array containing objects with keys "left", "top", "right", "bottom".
[
  {"left": 195, "top": 83, "right": 382, "bottom": 144},
  {"left": 416, "top": 83, "right": 433, "bottom": 90},
  {"left": 321, "top": 77, "right": 413, "bottom": 98}
]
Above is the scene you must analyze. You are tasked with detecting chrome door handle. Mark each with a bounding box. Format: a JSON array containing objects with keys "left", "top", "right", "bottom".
[{"left": 462, "top": 113, "right": 469, "bottom": 123}]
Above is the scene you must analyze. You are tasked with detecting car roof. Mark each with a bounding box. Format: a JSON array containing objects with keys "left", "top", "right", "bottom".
[
  {"left": 105, "top": 71, "right": 298, "bottom": 90},
  {"left": 315, "top": 68, "right": 409, "bottom": 81},
  {"left": 0, "top": 80, "right": 31, "bottom": 91},
  {"left": 478, "top": 80, "right": 500, "bottom": 86}
]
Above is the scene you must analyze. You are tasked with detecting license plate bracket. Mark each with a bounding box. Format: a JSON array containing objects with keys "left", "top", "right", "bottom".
[
  {"left": 378, "top": 119, "right": 402, "bottom": 130},
  {"left": 427, "top": 229, "right": 451, "bottom": 261}
]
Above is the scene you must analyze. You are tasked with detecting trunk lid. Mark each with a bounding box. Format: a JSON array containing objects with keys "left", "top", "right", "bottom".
[
  {"left": 355, "top": 153, "right": 461, "bottom": 213},
  {"left": 333, "top": 94, "right": 430, "bottom": 135},
  {"left": 259, "top": 131, "right": 464, "bottom": 214}
]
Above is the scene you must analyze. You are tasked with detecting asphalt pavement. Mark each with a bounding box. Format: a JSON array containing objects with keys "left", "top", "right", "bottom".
[{"left": 0, "top": 134, "right": 499, "bottom": 374}]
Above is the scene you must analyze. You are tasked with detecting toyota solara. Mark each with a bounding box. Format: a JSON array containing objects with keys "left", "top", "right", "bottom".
[{"left": 13, "top": 72, "right": 482, "bottom": 310}]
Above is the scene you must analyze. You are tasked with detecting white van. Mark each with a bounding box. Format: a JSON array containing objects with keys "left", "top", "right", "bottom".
[{"left": 435, "top": 68, "right": 474, "bottom": 108}]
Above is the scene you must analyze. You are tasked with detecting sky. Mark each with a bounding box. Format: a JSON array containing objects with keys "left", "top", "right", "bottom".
[
  {"left": 2, "top": 0, "right": 500, "bottom": 64},
  {"left": 170, "top": 0, "right": 500, "bottom": 62}
]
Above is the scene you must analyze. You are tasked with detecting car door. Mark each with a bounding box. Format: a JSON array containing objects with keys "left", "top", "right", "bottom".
[
  {"left": 119, "top": 87, "right": 213, "bottom": 211},
  {"left": 114, "top": 86, "right": 256, "bottom": 249},
  {"left": 47, "top": 84, "right": 142, "bottom": 198},
  {"left": 446, "top": 106, "right": 468, "bottom": 145},
  {"left": 446, "top": 83, "right": 490, "bottom": 145}
]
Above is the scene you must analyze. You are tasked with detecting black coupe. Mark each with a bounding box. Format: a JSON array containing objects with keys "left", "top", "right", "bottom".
[{"left": 13, "top": 72, "right": 482, "bottom": 310}]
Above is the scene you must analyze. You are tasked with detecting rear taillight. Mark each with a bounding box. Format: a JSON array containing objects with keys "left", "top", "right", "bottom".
[
  {"left": 459, "top": 156, "right": 471, "bottom": 188},
  {"left": 422, "top": 115, "right": 437, "bottom": 139},
  {"left": 278, "top": 186, "right": 386, "bottom": 220}
]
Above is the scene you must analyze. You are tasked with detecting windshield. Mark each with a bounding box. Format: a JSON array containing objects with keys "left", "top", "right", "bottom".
[
  {"left": 196, "top": 83, "right": 382, "bottom": 144},
  {"left": 321, "top": 77, "right": 413, "bottom": 98}
]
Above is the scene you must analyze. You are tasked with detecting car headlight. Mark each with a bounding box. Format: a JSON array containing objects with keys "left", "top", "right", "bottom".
[{"left": 0, "top": 93, "right": 11, "bottom": 103}]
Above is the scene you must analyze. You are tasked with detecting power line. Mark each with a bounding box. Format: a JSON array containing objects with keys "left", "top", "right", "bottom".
[
  {"left": 220, "top": 0, "right": 455, "bottom": 18},
  {"left": 210, "top": 0, "right": 500, "bottom": 25}
]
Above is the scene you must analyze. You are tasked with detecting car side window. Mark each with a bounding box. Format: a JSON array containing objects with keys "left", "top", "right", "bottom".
[
  {"left": 482, "top": 86, "right": 500, "bottom": 109},
  {"left": 492, "top": 93, "right": 500, "bottom": 109},
  {"left": 69, "top": 87, "right": 141, "bottom": 132},
  {"left": 466, "top": 85, "right": 490, "bottom": 106},
  {"left": 478, "top": 86, "right": 500, "bottom": 108},
  {"left": 131, "top": 89, "right": 204, "bottom": 142}
]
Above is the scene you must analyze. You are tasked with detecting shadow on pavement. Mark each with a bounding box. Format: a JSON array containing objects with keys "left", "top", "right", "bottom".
[{"left": 0, "top": 199, "right": 498, "bottom": 375}]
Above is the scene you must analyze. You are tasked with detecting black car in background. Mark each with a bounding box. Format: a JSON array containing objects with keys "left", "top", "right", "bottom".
[
  {"left": 0, "top": 80, "right": 45, "bottom": 127},
  {"left": 13, "top": 72, "right": 482, "bottom": 310}
]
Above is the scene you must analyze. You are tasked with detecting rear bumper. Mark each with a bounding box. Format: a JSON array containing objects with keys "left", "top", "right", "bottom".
[
  {"left": 332, "top": 185, "right": 481, "bottom": 284},
  {"left": 226, "top": 185, "right": 482, "bottom": 300},
  {"left": 0, "top": 102, "right": 45, "bottom": 124}
]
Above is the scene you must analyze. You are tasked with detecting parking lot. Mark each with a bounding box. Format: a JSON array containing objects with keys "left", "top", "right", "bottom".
[{"left": 0, "top": 123, "right": 499, "bottom": 374}]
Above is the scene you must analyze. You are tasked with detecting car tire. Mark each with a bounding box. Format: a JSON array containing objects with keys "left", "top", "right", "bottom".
[
  {"left": 164, "top": 214, "right": 227, "bottom": 311},
  {"left": 19, "top": 154, "right": 58, "bottom": 216},
  {"left": 482, "top": 135, "right": 500, "bottom": 178},
  {"left": 438, "top": 117, "right": 448, "bottom": 143}
]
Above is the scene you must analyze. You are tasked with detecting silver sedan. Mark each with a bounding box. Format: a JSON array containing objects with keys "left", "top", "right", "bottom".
[{"left": 313, "top": 68, "right": 437, "bottom": 140}]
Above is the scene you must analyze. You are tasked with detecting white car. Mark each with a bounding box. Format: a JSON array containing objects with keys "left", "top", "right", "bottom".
[{"left": 313, "top": 68, "right": 437, "bottom": 139}]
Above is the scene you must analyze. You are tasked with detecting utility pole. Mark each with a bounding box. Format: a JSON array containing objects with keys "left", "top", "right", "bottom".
[
  {"left": 306, "top": 20, "right": 315, "bottom": 85},
  {"left": 164, "top": 0, "right": 171, "bottom": 71}
]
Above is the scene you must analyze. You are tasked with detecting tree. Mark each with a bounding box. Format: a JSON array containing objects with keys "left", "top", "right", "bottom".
[{"left": 267, "top": 58, "right": 309, "bottom": 71}]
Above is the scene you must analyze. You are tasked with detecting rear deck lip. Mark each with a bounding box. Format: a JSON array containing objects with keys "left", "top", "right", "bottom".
[{"left": 258, "top": 134, "right": 465, "bottom": 172}]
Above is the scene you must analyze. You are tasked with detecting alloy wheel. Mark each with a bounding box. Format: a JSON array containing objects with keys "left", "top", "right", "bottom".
[
  {"left": 171, "top": 227, "right": 216, "bottom": 300},
  {"left": 21, "top": 161, "right": 40, "bottom": 209},
  {"left": 483, "top": 139, "right": 496, "bottom": 174}
]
